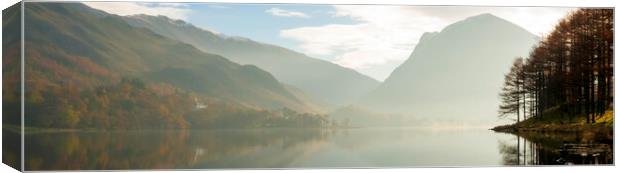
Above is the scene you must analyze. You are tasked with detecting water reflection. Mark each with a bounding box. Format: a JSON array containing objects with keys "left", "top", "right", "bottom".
[
  {"left": 23, "top": 128, "right": 613, "bottom": 170},
  {"left": 2, "top": 130, "right": 21, "bottom": 170},
  {"left": 25, "top": 129, "right": 331, "bottom": 170},
  {"left": 497, "top": 132, "right": 613, "bottom": 165}
]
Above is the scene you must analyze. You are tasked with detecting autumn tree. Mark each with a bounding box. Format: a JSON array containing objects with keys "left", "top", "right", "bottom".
[
  {"left": 499, "top": 58, "right": 525, "bottom": 122},
  {"left": 499, "top": 8, "right": 613, "bottom": 124}
]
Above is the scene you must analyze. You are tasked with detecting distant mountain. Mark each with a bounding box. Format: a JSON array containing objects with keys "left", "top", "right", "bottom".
[
  {"left": 123, "top": 14, "right": 380, "bottom": 107},
  {"left": 359, "top": 14, "right": 539, "bottom": 123},
  {"left": 329, "top": 106, "right": 426, "bottom": 127},
  {"left": 23, "top": 3, "right": 321, "bottom": 113}
]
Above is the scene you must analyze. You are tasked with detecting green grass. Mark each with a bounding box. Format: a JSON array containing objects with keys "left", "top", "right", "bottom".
[{"left": 492, "top": 107, "right": 613, "bottom": 134}]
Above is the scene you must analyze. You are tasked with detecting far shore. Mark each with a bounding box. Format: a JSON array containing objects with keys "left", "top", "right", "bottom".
[{"left": 2, "top": 124, "right": 365, "bottom": 134}]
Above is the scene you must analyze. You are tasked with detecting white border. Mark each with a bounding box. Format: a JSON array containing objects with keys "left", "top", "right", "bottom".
[
  {"left": 13, "top": 0, "right": 620, "bottom": 7},
  {"left": 1, "top": 0, "right": 618, "bottom": 173}
]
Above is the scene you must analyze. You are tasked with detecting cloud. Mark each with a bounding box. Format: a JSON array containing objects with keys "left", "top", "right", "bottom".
[
  {"left": 156, "top": 3, "right": 189, "bottom": 7},
  {"left": 83, "top": 2, "right": 192, "bottom": 20},
  {"left": 266, "top": 8, "right": 311, "bottom": 18},
  {"left": 281, "top": 5, "right": 575, "bottom": 81},
  {"left": 208, "top": 5, "right": 231, "bottom": 9}
]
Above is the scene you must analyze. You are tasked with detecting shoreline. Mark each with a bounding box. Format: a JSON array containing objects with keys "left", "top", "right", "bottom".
[
  {"left": 491, "top": 113, "right": 613, "bottom": 142},
  {"left": 491, "top": 122, "right": 612, "bottom": 135},
  {"left": 2, "top": 124, "right": 362, "bottom": 134},
  {"left": 492, "top": 109, "right": 613, "bottom": 135}
]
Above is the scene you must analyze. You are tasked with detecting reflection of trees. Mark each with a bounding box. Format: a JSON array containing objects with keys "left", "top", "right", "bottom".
[
  {"left": 497, "top": 132, "right": 613, "bottom": 166},
  {"left": 498, "top": 140, "right": 519, "bottom": 165},
  {"left": 499, "top": 135, "right": 565, "bottom": 166},
  {"left": 25, "top": 129, "right": 329, "bottom": 170}
]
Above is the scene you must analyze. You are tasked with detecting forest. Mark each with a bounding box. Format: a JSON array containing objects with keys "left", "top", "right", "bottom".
[
  {"left": 18, "top": 77, "right": 329, "bottom": 130},
  {"left": 498, "top": 9, "right": 613, "bottom": 125}
]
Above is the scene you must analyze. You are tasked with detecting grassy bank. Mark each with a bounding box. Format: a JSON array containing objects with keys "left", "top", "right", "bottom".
[{"left": 492, "top": 107, "right": 613, "bottom": 138}]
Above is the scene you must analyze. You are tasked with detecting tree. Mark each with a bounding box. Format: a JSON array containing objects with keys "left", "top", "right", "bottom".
[
  {"left": 498, "top": 9, "right": 613, "bottom": 124},
  {"left": 499, "top": 58, "right": 525, "bottom": 122}
]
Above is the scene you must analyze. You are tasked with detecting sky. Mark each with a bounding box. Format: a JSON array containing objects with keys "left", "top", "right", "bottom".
[{"left": 84, "top": 2, "right": 575, "bottom": 81}]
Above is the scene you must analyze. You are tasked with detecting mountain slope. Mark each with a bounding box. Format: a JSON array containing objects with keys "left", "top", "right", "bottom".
[
  {"left": 122, "top": 15, "right": 380, "bottom": 107},
  {"left": 359, "top": 14, "right": 539, "bottom": 123},
  {"left": 23, "top": 3, "right": 321, "bottom": 113}
]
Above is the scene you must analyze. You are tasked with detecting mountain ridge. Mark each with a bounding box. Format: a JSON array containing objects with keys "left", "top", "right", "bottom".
[
  {"left": 23, "top": 2, "right": 322, "bottom": 113},
  {"left": 122, "top": 14, "right": 381, "bottom": 107},
  {"left": 359, "top": 13, "right": 539, "bottom": 123}
]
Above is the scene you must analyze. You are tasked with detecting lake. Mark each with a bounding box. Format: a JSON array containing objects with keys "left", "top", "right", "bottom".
[{"left": 22, "top": 127, "right": 612, "bottom": 170}]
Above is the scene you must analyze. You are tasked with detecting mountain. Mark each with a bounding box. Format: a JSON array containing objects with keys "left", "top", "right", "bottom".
[
  {"left": 23, "top": 3, "right": 322, "bottom": 113},
  {"left": 2, "top": 2, "right": 21, "bottom": 126},
  {"left": 359, "top": 13, "right": 539, "bottom": 123},
  {"left": 122, "top": 14, "right": 380, "bottom": 107}
]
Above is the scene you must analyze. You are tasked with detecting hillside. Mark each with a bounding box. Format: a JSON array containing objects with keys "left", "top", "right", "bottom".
[
  {"left": 15, "top": 3, "right": 328, "bottom": 129},
  {"left": 23, "top": 3, "right": 324, "bottom": 113},
  {"left": 123, "top": 14, "right": 380, "bottom": 107}
]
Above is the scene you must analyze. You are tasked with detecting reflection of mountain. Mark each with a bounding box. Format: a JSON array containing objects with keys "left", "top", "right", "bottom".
[
  {"left": 25, "top": 129, "right": 329, "bottom": 170},
  {"left": 123, "top": 15, "right": 380, "bottom": 107},
  {"left": 186, "top": 129, "right": 330, "bottom": 168},
  {"left": 359, "top": 14, "right": 539, "bottom": 123}
]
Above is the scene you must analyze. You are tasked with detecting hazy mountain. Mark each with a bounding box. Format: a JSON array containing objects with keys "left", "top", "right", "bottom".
[
  {"left": 329, "top": 106, "right": 429, "bottom": 127},
  {"left": 23, "top": 3, "right": 322, "bottom": 113},
  {"left": 359, "top": 14, "right": 539, "bottom": 124},
  {"left": 123, "top": 15, "right": 380, "bottom": 107}
]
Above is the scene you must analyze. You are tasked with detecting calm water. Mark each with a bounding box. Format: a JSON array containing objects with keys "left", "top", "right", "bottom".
[{"left": 22, "top": 127, "right": 612, "bottom": 170}]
